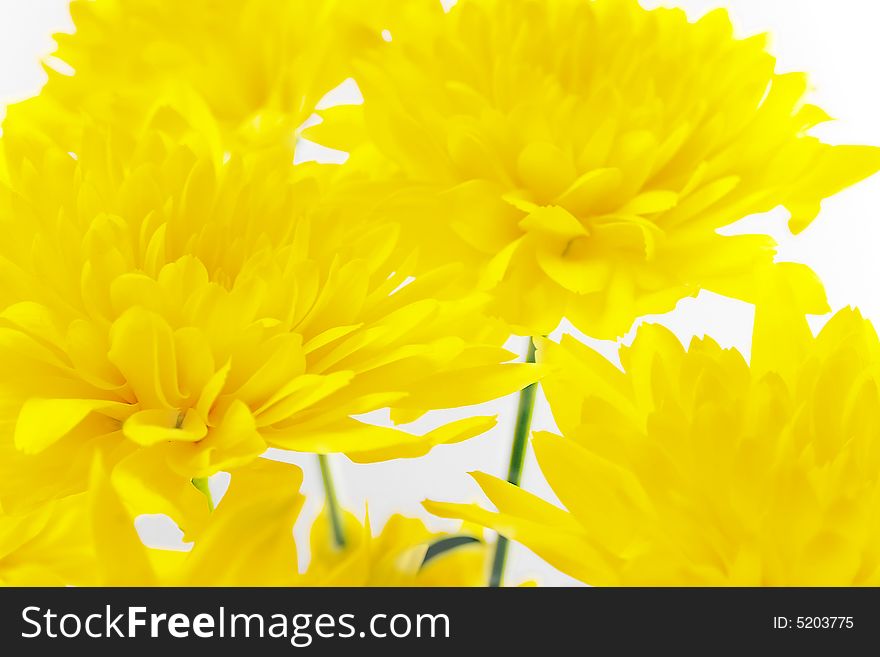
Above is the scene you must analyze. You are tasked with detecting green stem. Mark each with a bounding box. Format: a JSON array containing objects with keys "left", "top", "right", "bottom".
[
  {"left": 489, "top": 336, "right": 538, "bottom": 587},
  {"left": 191, "top": 477, "right": 214, "bottom": 512},
  {"left": 318, "top": 454, "right": 346, "bottom": 549}
]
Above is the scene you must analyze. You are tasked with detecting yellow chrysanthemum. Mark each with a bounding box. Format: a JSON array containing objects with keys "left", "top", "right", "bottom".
[
  {"left": 0, "top": 112, "right": 538, "bottom": 523},
  {"left": 310, "top": 0, "right": 880, "bottom": 336},
  {"left": 5, "top": 0, "right": 386, "bottom": 152},
  {"left": 35, "top": 457, "right": 490, "bottom": 586},
  {"left": 428, "top": 284, "right": 880, "bottom": 585},
  {"left": 304, "top": 508, "right": 489, "bottom": 586}
]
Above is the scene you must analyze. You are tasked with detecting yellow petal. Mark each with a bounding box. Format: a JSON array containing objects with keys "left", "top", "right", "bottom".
[
  {"left": 518, "top": 205, "right": 587, "bottom": 240},
  {"left": 111, "top": 447, "right": 210, "bottom": 539},
  {"left": 89, "top": 454, "right": 157, "bottom": 586},
  {"left": 618, "top": 190, "right": 678, "bottom": 215},
  {"left": 423, "top": 499, "right": 614, "bottom": 585},
  {"left": 304, "top": 104, "right": 367, "bottom": 152},
  {"left": 750, "top": 263, "right": 824, "bottom": 384},
  {"left": 177, "top": 399, "right": 266, "bottom": 477},
  {"left": 253, "top": 371, "right": 354, "bottom": 427},
  {"left": 390, "top": 363, "right": 543, "bottom": 410},
  {"left": 532, "top": 432, "right": 653, "bottom": 552},
  {"left": 536, "top": 243, "right": 611, "bottom": 294},
  {"left": 470, "top": 471, "right": 581, "bottom": 530},
  {"left": 15, "top": 398, "right": 130, "bottom": 454},
  {"left": 108, "top": 307, "right": 183, "bottom": 409},
  {"left": 785, "top": 145, "right": 880, "bottom": 233},
  {"left": 122, "top": 408, "right": 207, "bottom": 446},
  {"left": 348, "top": 415, "right": 497, "bottom": 462},
  {"left": 556, "top": 168, "right": 622, "bottom": 216},
  {"left": 516, "top": 141, "right": 576, "bottom": 199},
  {"left": 180, "top": 459, "right": 303, "bottom": 586},
  {"left": 270, "top": 413, "right": 494, "bottom": 458}
]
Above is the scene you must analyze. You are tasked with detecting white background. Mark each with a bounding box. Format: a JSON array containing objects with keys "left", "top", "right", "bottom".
[{"left": 2, "top": 0, "right": 879, "bottom": 586}]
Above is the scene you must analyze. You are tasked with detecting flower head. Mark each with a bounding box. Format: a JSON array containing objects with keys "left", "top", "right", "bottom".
[
  {"left": 0, "top": 113, "right": 537, "bottom": 522},
  {"left": 311, "top": 0, "right": 880, "bottom": 336},
  {"left": 428, "top": 287, "right": 880, "bottom": 585},
  {"left": 7, "top": 0, "right": 385, "bottom": 152},
  {"left": 304, "top": 508, "right": 489, "bottom": 586}
]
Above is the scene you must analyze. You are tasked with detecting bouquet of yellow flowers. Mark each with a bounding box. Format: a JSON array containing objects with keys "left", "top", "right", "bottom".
[{"left": 1, "top": 0, "right": 878, "bottom": 591}]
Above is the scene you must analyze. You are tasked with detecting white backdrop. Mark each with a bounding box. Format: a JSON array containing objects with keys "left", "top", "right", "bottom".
[{"left": 2, "top": 0, "right": 879, "bottom": 586}]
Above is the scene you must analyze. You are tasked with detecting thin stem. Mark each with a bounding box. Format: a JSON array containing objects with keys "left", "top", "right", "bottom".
[
  {"left": 318, "top": 453, "right": 346, "bottom": 549},
  {"left": 191, "top": 477, "right": 214, "bottom": 512},
  {"left": 489, "top": 336, "right": 538, "bottom": 587}
]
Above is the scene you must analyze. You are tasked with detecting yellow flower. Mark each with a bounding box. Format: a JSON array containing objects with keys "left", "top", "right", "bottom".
[
  {"left": 84, "top": 457, "right": 489, "bottom": 587},
  {"left": 428, "top": 283, "right": 880, "bottom": 585},
  {"left": 310, "top": 0, "right": 880, "bottom": 337},
  {"left": 6, "top": 0, "right": 383, "bottom": 153},
  {"left": 0, "top": 113, "right": 538, "bottom": 522},
  {"left": 303, "top": 508, "right": 489, "bottom": 586}
]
